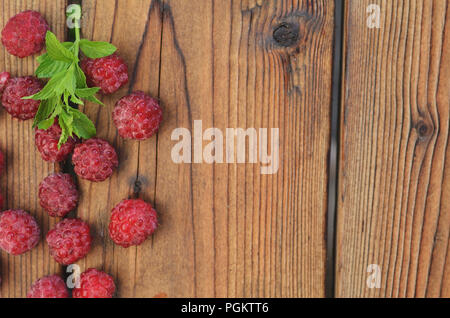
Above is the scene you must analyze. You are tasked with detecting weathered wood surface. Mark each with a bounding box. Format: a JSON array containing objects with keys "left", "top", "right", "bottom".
[
  {"left": 1, "top": 0, "right": 334, "bottom": 298},
  {"left": 4, "top": 0, "right": 448, "bottom": 299},
  {"left": 0, "top": 0, "right": 68, "bottom": 298},
  {"left": 337, "top": 0, "right": 450, "bottom": 297}
]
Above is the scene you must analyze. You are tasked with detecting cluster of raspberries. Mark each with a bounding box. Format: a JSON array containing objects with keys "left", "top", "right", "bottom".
[
  {"left": 0, "top": 10, "right": 163, "bottom": 297},
  {"left": 27, "top": 269, "right": 116, "bottom": 298}
]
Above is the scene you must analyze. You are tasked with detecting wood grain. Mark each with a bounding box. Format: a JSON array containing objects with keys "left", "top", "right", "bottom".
[
  {"left": 76, "top": 0, "right": 163, "bottom": 297},
  {"left": 337, "top": 0, "right": 450, "bottom": 297},
  {"left": 76, "top": 0, "right": 334, "bottom": 298},
  {"left": 0, "top": 0, "right": 68, "bottom": 298}
]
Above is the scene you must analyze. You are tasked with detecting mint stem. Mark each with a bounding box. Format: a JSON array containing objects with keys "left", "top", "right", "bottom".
[{"left": 74, "top": 24, "right": 81, "bottom": 57}]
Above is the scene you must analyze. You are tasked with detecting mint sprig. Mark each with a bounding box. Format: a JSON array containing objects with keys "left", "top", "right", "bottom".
[{"left": 24, "top": 7, "right": 117, "bottom": 147}]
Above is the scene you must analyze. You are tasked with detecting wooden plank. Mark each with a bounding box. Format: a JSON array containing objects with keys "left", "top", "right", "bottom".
[
  {"left": 0, "top": 0, "right": 68, "bottom": 298},
  {"left": 337, "top": 0, "right": 450, "bottom": 297},
  {"left": 77, "top": 0, "right": 334, "bottom": 298},
  {"left": 151, "top": 0, "right": 333, "bottom": 297},
  {"left": 0, "top": 0, "right": 334, "bottom": 297},
  {"left": 76, "top": 0, "right": 163, "bottom": 297}
]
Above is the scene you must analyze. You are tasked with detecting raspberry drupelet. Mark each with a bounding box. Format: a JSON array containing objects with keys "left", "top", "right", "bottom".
[
  {"left": 0, "top": 210, "right": 40, "bottom": 255},
  {"left": 39, "top": 173, "right": 79, "bottom": 218},
  {"left": 46, "top": 218, "right": 92, "bottom": 265},
  {"left": 27, "top": 275, "right": 69, "bottom": 298},
  {"left": 80, "top": 53, "right": 129, "bottom": 95},
  {"left": 1, "top": 10, "right": 49, "bottom": 58},
  {"left": 35, "top": 118, "right": 79, "bottom": 163},
  {"left": 72, "top": 268, "right": 116, "bottom": 298},
  {"left": 72, "top": 138, "right": 118, "bottom": 182},
  {"left": 113, "top": 91, "right": 163, "bottom": 140},
  {"left": 1, "top": 76, "right": 43, "bottom": 120},
  {"left": 109, "top": 199, "right": 158, "bottom": 248}
]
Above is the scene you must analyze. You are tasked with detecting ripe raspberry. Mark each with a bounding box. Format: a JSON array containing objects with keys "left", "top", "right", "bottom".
[
  {"left": 113, "top": 91, "right": 163, "bottom": 140},
  {"left": 35, "top": 118, "right": 78, "bottom": 162},
  {"left": 0, "top": 210, "right": 40, "bottom": 255},
  {"left": 72, "top": 138, "right": 118, "bottom": 182},
  {"left": 0, "top": 149, "right": 4, "bottom": 175},
  {"left": 1, "top": 11, "right": 49, "bottom": 58},
  {"left": 46, "top": 218, "right": 92, "bottom": 265},
  {"left": 81, "top": 53, "right": 129, "bottom": 94},
  {"left": 1, "top": 76, "right": 43, "bottom": 120},
  {"left": 72, "top": 268, "right": 115, "bottom": 298},
  {"left": 39, "top": 173, "right": 79, "bottom": 218},
  {"left": 109, "top": 199, "right": 158, "bottom": 248},
  {"left": 0, "top": 71, "right": 10, "bottom": 94},
  {"left": 27, "top": 275, "right": 69, "bottom": 298}
]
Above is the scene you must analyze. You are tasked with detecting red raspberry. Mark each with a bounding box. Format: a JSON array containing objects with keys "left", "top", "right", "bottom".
[
  {"left": 27, "top": 275, "right": 69, "bottom": 298},
  {"left": 0, "top": 193, "right": 3, "bottom": 210},
  {"left": 0, "top": 71, "right": 10, "bottom": 94},
  {"left": 0, "top": 210, "right": 40, "bottom": 255},
  {"left": 39, "top": 173, "right": 79, "bottom": 218},
  {"left": 1, "top": 76, "right": 43, "bottom": 120},
  {"left": 72, "top": 138, "right": 118, "bottom": 182},
  {"left": 113, "top": 91, "right": 163, "bottom": 140},
  {"left": 72, "top": 268, "right": 115, "bottom": 298},
  {"left": 0, "top": 149, "right": 4, "bottom": 175},
  {"left": 1, "top": 11, "right": 49, "bottom": 58},
  {"left": 35, "top": 118, "right": 78, "bottom": 162},
  {"left": 81, "top": 53, "right": 129, "bottom": 94},
  {"left": 46, "top": 218, "right": 92, "bottom": 265},
  {"left": 109, "top": 199, "right": 158, "bottom": 248}
]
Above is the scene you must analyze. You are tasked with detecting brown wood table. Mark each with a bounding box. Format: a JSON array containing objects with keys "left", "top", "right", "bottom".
[{"left": 0, "top": 0, "right": 448, "bottom": 298}]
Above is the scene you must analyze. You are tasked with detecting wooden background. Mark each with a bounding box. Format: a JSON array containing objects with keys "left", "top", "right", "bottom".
[{"left": 0, "top": 0, "right": 448, "bottom": 298}]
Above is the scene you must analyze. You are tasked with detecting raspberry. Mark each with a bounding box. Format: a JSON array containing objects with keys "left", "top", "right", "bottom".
[
  {"left": 0, "top": 210, "right": 40, "bottom": 255},
  {"left": 46, "top": 218, "right": 92, "bottom": 265},
  {"left": 0, "top": 149, "right": 4, "bottom": 175},
  {"left": 39, "top": 173, "right": 79, "bottom": 218},
  {"left": 0, "top": 71, "right": 10, "bottom": 94},
  {"left": 72, "top": 268, "right": 115, "bottom": 298},
  {"left": 35, "top": 118, "right": 78, "bottom": 162},
  {"left": 72, "top": 138, "right": 118, "bottom": 182},
  {"left": 27, "top": 275, "right": 69, "bottom": 298},
  {"left": 1, "top": 11, "right": 49, "bottom": 58},
  {"left": 113, "top": 91, "right": 163, "bottom": 140},
  {"left": 109, "top": 199, "right": 158, "bottom": 248},
  {"left": 1, "top": 76, "right": 43, "bottom": 120},
  {"left": 0, "top": 193, "right": 3, "bottom": 210},
  {"left": 81, "top": 53, "right": 129, "bottom": 94}
]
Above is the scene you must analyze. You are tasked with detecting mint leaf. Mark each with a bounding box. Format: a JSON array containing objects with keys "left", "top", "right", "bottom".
[
  {"left": 74, "top": 65, "right": 88, "bottom": 88},
  {"left": 45, "top": 31, "right": 77, "bottom": 63},
  {"left": 33, "top": 98, "right": 56, "bottom": 128},
  {"left": 70, "top": 108, "right": 96, "bottom": 139},
  {"left": 75, "top": 87, "right": 100, "bottom": 97},
  {"left": 35, "top": 56, "right": 70, "bottom": 78},
  {"left": 23, "top": 71, "right": 67, "bottom": 100},
  {"left": 84, "top": 95, "right": 104, "bottom": 106},
  {"left": 79, "top": 39, "right": 117, "bottom": 58},
  {"left": 37, "top": 117, "right": 56, "bottom": 130},
  {"left": 70, "top": 95, "right": 84, "bottom": 105}
]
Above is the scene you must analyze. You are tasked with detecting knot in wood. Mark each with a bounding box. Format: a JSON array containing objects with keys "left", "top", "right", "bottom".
[
  {"left": 416, "top": 120, "right": 432, "bottom": 139},
  {"left": 273, "top": 22, "right": 299, "bottom": 47}
]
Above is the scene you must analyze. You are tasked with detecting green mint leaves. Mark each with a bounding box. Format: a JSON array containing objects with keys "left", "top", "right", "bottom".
[
  {"left": 24, "top": 16, "right": 117, "bottom": 148},
  {"left": 79, "top": 39, "right": 117, "bottom": 58}
]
